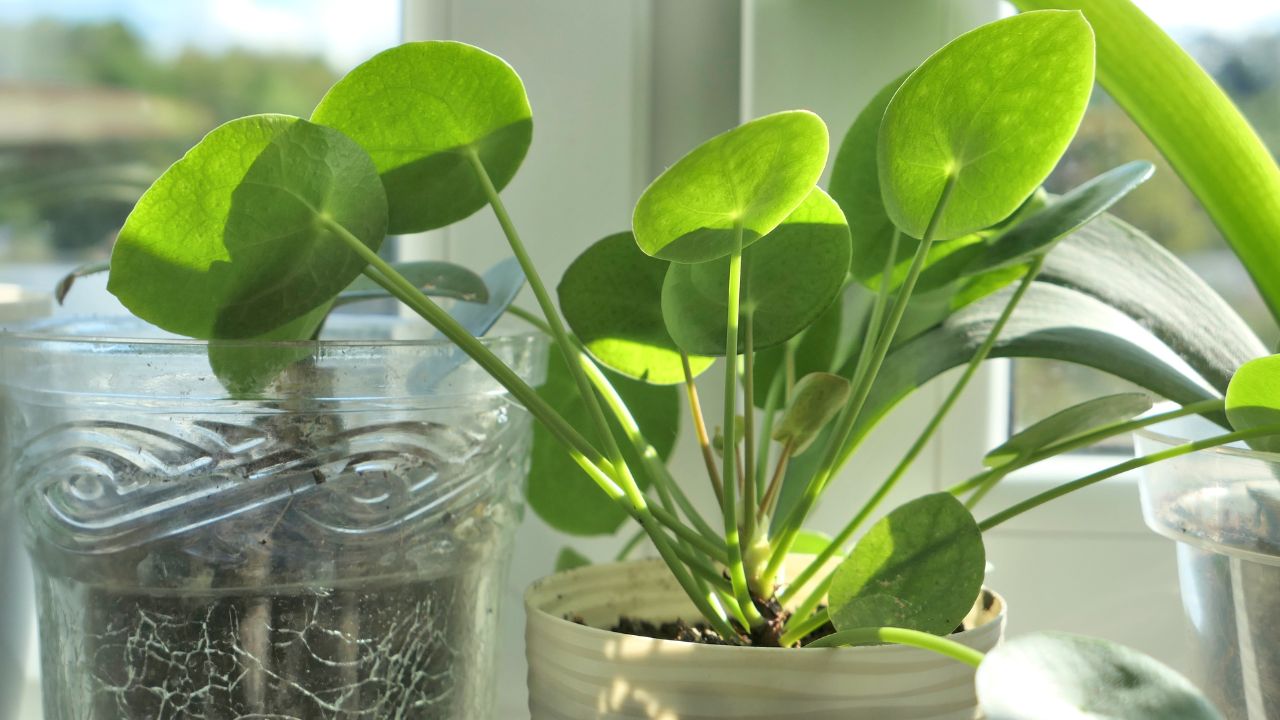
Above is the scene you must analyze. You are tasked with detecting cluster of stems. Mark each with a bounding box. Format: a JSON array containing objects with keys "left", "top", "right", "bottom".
[{"left": 328, "top": 161, "right": 1266, "bottom": 649}]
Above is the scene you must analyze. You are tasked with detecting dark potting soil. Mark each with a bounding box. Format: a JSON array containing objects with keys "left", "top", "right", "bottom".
[{"left": 588, "top": 590, "right": 996, "bottom": 648}]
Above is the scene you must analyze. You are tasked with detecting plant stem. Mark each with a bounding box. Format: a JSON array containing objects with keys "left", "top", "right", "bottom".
[
  {"left": 765, "top": 178, "right": 957, "bottom": 583},
  {"left": 757, "top": 365, "right": 784, "bottom": 498},
  {"left": 684, "top": 352, "right": 725, "bottom": 506},
  {"left": 781, "top": 253, "right": 1042, "bottom": 604},
  {"left": 949, "top": 397, "right": 1226, "bottom": 503},
  {"left": 848, "top": 229, "right": 900, "bottom": 397},
  {"left": 331, "top": 219, "right": 741, "bottom": 641},
  {"left": 804, "top": 627, "right": 986, "bottom": 667},
  {"left": 778, "top": 608, "right": 829, "bottom": 647},
  {"left": 742, "top": 256, "right": 758, "bottom": 548},
  {"left": 506, "top": 305, "right": 721, "bottom": 544},
  {"left": 465, "top": 150, "right": 641, "bottom": 503},
  {"left": 758, "top": 439, "right": 794, "bottom": 522},
  {"left": 334, "top": 229, "right": 616, "bottom": 493},
  {"left": 977, "top": 422, "right": 1280, "bottom": 531},
  {"left": 789, "top": 572, "right": 833, "bottom": 633},
  {"left": 722, "top": 236, "right": 764, "bottom": 627}
]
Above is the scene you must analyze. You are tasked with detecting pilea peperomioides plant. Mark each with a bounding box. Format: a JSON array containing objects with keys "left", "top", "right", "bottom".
[{"left": 98, "top": 8, "right": 1280, "bottom": 716}]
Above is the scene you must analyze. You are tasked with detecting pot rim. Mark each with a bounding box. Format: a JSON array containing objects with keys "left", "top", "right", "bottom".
[
  {"left": 525, "top": 557, "right": 1006, "bottom": 656},
  {"left": 1135, "top": 425, "right": 1280, "bottom": 465},
  {"left": 2, "top": 314, "right": 544, "bottom": 350}
]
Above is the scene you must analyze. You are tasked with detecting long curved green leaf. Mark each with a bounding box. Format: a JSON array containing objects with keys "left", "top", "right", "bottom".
[
  {"left": 1013, "top": 0, "right": 1280, "bottom": 324},
  {"left": 844, "top": 282, "right": 1225, "bottom": 460},
  {"left": 1040, "top": 213, "right": 1266, "bottom": 394},
  {"left": 985, "top": 392, "right": 1153, "bottom": 468}
]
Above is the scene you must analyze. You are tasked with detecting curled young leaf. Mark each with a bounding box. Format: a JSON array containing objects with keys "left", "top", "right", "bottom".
[
  {"left": 661, "top": 187, "right": 851, "bottom": 355},
  {"left": 772, "top": 372, "right": 851, "bottom": 454},
  {"left": 558, "top": 232, "right": 713, "bottom": 385},
  {"left": 108, "top": 114, "right": 388, "bottom": 340},
  {"left": 312, "top": 41, "right": 532, "bottom": 233},
  {"left": 54, "top": 261, "right": 109, "bottom": 306},
  {"left": 879, "top": 10, "right": 1095, "bottom": 241},
  {"left": 633, "top": 110, "right": 828, "bottom": 263},
  {"left": 977, "top": 632, "right": 1223, "bottom": 720},
  {"left": 828, "top": 493, "right": 985, "bottom": 637}
]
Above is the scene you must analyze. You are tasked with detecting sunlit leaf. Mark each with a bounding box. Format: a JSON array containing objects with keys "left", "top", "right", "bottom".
[
  {"left": 108, "top": 114, "right": 387, "bottom": 339},
  {"left": 661, "top": 188, "right": 850, "bottom": 355},
  {"left": 312, "top": 41, "right": 532, "bottom": 233},
  {"left": 879, "top": 10, "right": 1095, "bottom": 240},
  {"left": 1226, "top": 354, "right": 1280, "bottom": 452},
  {"left": 633, "top": 110, "right": 828, "bottom": 263}
]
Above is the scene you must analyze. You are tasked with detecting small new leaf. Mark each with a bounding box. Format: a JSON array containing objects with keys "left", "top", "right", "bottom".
[{"left": 772, "top": 372, "right": 851, "bottom": 455}]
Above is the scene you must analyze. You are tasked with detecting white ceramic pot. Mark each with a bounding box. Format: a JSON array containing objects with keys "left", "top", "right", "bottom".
[{"left": 525, "top": 557, "right": 1006, "bottom": 720}]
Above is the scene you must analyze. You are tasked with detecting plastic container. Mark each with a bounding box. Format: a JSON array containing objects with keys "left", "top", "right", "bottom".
[
  {"left": 0, "top": 315, "right": 545, "bottom": 720},
  {"left": 0, "top": 285, "right": 51, "bottom": 720},
  {"left": 1137, "top": 416, "right": 1280, "bottom": 720},
  {"left": 525, "top": 557, "right": 1005, "bottom": 720}
]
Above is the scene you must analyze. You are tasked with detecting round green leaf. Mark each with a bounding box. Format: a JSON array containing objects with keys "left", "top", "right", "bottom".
[
  {"left": 829, "top": 492, "right": 984, "bottom": 636},
  {"left": 558, "top": 232, "right": 713, "bottom": 385},
  {"left": 633, "top": 110, "right": 829, "bottom": 263},
  {"left": 108, "top": 114, "right": 388, "bottom": 339},
  {"left": 661, "top": 187, "right": 851, "bottom": 355},
  {"left": 311, "top": 41, "right": 532, "bottom": 234},
  {"left": 977, "top": 632, "right": 1223, "bottom": 720},
  {"left": 879, "top": 10, "right": 1095, "bottom": 241},
  {"left": 528, "top": 351, "right": 677, "bottom": 536},
  {"left": 1226, "top": 354, "right": 1280, "bottom": 452},
  {"left": 985, "top": 392, "right": 1153, "bottom": 468},
  {"left": 554, "top": 547, "right": 591, "bottom": 572}
]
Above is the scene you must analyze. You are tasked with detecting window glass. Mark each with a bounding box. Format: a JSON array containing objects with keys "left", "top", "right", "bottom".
[
  {"left": 1010, "top": 0, "right": 1280, "bottom": 442},
  {"left": 0, "top": 1, "right": 399, "bottom": 283}
]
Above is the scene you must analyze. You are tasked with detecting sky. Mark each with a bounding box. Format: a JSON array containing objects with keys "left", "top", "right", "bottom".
[
  {"left": 0, "top": 0, "right": 1275, "bottom": 69},
  {"left": 0, "top": 0, "right": 401, "bottom": 70}
]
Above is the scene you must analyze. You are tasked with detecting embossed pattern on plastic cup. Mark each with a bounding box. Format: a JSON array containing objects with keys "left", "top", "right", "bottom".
[{"left": 0, "top": 316, "right": 545, "bottom": 720}]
